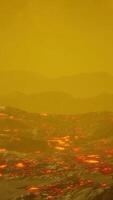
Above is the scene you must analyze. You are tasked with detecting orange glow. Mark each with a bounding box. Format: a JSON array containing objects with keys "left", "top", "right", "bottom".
[
  {"left": 0, "top": 148, "right": 7, "bottom": 153},
  {"left": 27, "top": 186, "right": 40, "bottom": 193},
  {"left": 84, "top": 159, "right": 99, "bottom": 164},
  {"left": 73, "top": 147, "right": 81, "bottom": 153},
  {"left": 87, "top": 155, "right": 100, "bottom": 159},
  {"left": 100, "top": 183, "right": 109, "bottom": 188},
  {"left": 0, "top": 164, "right": 7, "bottom": 169},
  {"left": 9, "top": 115, "right": 15, "bottom": 120},
  {"left": 0, "top": 113, "right": 7, "bottom": 118},
  {"left": 55, "top": 147, "right": 65, "bottom": 151},
  {"left": 40, "top": 113, "right": 48, "bottom": 117},
  {"left": 46, "top": 195, "right": 54, "bottom": 199},
  {"left": 15, "top": 162, "right": 25, "bottom": 169}
]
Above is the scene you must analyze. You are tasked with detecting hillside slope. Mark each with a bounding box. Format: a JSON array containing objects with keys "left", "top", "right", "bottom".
[
  {"left": 0, "top": 107, "right": 113, "bottom": 199},
  {"left": 0, "top": 92, "right": 113, "bottom": 114}
]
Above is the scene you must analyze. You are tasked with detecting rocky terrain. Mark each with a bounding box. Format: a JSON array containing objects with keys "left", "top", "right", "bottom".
[{"left": 0, "top": 106, "right": 113, "bottom": 199}]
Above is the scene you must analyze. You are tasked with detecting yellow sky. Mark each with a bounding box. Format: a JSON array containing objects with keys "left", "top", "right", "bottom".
[{"left": 0, "top": 0, "right": 113, "bottom": 77}]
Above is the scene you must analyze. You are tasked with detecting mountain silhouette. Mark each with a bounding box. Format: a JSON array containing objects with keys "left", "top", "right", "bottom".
[
  {"left": 0, "top": 91, "right": 113, "bottom": 114},
  {"left": 0, "top": 71, "right": 113, "bottom": 97}
]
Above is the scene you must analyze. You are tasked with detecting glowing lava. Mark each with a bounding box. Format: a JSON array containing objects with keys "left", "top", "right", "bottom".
[
  {"left": 27, "top": 186, "right": 40, "bottom": 193},
  {"left": 0, "top": 164, "right": 7, "bottom": 169},
  {"left": 84, "top": 159, "right": 100, "bottom": 164},
  {"left": 15, "top": 162, "right": 25, "bottom": 169}
]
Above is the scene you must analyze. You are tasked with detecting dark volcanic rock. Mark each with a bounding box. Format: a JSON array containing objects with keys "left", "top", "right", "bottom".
[
  {"left": 1, "top": 107, "right": 113, "bottom": 200},
  {"left": 93, "top": 188, "right": 113, "bottom": 200}
]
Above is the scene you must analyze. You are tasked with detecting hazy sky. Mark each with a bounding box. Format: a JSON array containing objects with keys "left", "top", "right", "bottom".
[{"left": 0, "top": 0, "right": 113, "bottom": 77}]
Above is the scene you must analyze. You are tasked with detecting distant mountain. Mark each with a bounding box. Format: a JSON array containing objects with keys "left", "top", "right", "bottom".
[
  {"left": 0, "top": 70, "right": 113, "bottom": 97},
  {"left": 52, "top": 72, "right": 113, "bottom": 97},
  {"left": 0, "top": 70, "right": 47, "bottom": 94},
  {"left": 0, "top": 91, "right": 113, "bottom": 114}
]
